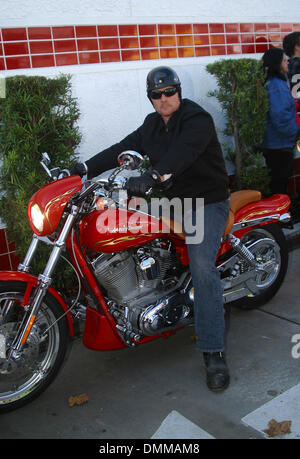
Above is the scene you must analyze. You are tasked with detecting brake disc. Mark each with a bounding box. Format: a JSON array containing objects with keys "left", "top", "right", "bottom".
[{"left": 0, "top": 323, "right": 39, "bottom": 378}]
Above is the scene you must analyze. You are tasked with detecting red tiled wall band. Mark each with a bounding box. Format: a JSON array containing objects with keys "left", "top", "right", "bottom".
[{"left": 1, "top": 22, "right": 300, "bottom": 70}]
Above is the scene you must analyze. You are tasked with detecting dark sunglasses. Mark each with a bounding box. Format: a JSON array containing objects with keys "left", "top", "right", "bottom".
[{"left": 150, "top": 87, "right": 178, "bottom": 99}]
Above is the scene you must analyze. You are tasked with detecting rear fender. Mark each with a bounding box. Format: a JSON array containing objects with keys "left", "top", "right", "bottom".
[
  {"left": 217, "top": 193, "right": 291, "bottom": 259},
  {"left": 234, "top": 193, "right": 290, "bottom": 226},
  {"left": 0, "top": 271, "right": 74, "bottom": 337}
]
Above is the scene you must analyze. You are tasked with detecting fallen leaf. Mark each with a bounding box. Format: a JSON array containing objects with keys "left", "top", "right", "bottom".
[
  {"left": 263, "top": 419, "right": 291, "bottom": 437},
  {"left": 68, "top": 393, "right": 89, "bottom": 407}
]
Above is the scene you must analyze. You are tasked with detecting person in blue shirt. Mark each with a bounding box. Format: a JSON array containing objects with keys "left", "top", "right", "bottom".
[{"left": 260, "top": 47, "right": 299, "bottom": 194}]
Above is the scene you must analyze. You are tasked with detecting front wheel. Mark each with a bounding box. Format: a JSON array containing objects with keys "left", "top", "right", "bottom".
[
  {"left": 0, "top": 281, "right": 70, "bottom": 413},
  {"left": 228, "top": 223, "right": 289, "bottom": 310}
]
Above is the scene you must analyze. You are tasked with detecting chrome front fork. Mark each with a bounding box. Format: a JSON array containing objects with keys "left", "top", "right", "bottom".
[
  {"left": 17, "top": 234, "right": 40, "bottom": 273},
  {"left": 9, "top": 206, "right": 78, "bottom": 355}
]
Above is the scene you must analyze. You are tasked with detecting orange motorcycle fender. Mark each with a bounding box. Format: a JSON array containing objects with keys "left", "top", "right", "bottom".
[{"left": 0, "top": 271, "right": 74, "bottom": 337}]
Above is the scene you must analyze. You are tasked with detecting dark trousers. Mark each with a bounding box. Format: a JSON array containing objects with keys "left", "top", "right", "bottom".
[{"left": 262, "top": 148, "right": 294, "bottom": 194}]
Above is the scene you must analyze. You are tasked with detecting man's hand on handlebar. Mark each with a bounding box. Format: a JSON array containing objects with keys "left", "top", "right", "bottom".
[
  {"left": 125, "top": 170, "right": 162, "bottom": 197},
  {"left": 70, "top": 162, "right": 88, "bottom": 178}
]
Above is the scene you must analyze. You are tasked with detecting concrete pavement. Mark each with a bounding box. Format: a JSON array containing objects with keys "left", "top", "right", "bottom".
[{"left": 1, "top": 230, "right": 300, "bottom": 440}]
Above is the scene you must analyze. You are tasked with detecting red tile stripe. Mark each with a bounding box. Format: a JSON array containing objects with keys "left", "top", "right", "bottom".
[
  {"left": 0, "top": 22, "right": 300, "bottom": 70},
  {"left": 0, "top": 228, "right": 19, "bottom": 270}
]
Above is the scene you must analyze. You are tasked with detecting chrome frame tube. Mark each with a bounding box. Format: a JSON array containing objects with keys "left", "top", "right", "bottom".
[{"left": 231, "top": 214, "right": 286, "bottom": 233}]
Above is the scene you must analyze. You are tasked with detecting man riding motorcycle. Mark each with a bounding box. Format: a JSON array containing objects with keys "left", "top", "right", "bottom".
[{"left": 72, "top": 66, "right": 230, "bottom": 392}]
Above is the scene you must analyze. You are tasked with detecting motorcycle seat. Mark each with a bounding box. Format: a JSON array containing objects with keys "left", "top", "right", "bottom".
[
  {"left": 223, "top": 189, "right": 261, "bottom": 237},
  {"left": 161, "top": 189, "right": 262, "bottom": 240}
]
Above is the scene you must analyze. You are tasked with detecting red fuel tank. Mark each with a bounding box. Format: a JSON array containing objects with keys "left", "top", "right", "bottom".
[{"left": 79, "top": 207, "right": 169, "bottom": 253}]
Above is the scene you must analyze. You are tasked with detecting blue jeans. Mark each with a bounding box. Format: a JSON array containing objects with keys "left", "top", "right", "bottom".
[{"left": 187, "top": 199, "right": 230, "bottom": 352}]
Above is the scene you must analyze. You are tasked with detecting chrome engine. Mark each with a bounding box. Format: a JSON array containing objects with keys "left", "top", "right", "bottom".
[{"left": 90, "top": 239, "right": 194, "bottom": 341}]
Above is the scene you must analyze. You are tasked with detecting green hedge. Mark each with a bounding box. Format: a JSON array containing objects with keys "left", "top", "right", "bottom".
[
  {"left": 206, "top": 58, "right": 270, "bottom": 194},
  {"left": 0, "top": 74, "right": 81, "bottom": 280}
]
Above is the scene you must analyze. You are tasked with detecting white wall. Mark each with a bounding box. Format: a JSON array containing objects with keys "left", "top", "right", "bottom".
[
  {"left": 2, "top": 57, "right": 234, "bottom": 168},
  {"left": 1, "top": 0, "right": 299, "bottom": 26}
]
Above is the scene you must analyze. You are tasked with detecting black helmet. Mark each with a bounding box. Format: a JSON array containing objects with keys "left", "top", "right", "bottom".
[{"left": 146, "top": 66, "right": 181, "bottom": 98}]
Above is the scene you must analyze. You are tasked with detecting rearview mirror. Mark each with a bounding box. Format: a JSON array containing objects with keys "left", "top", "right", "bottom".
[
  {"left": 117, "top": 151, "right": 144, "bottom": 170},
  {"left": 40, "top": 152, "right": 52, "bottom": 177}
]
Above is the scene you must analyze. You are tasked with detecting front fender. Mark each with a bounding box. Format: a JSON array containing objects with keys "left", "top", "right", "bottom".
[{"left": 0, "top": 271, "right": 74, "bottom": 336}]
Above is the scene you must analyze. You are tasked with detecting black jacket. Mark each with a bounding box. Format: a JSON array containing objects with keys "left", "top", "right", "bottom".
[{"left": 86, "top": 99, "right": 229, "bottom": 204}]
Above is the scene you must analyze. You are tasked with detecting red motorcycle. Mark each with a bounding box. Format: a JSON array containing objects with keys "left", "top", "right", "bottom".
[{"left": 0, "top": 151, "right": 291, "bottom": 412}]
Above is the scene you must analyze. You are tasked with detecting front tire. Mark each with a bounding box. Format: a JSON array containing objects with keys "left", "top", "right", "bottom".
[
  {"left": 228, "top": 223, "right": 289, "bottom": 310},
  {"left": 0, "top": 281, "right": 70, "bottom": 413}
]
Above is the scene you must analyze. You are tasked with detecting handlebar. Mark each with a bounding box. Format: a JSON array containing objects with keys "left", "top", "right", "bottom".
[{"left": 40, "top": 152, "right": 153, "bottom": 201}]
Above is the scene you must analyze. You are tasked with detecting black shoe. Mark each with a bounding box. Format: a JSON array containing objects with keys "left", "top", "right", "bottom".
[{"left": 203, "top": 352, "right": 230, "bottom": 392}]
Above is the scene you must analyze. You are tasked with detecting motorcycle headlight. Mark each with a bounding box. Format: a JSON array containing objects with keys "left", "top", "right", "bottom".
[{"left": 30, "top": 203, "right": 44, "bottom": 233}]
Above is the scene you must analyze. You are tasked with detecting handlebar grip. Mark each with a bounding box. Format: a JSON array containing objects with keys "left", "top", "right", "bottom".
[
  {"left": 58, "top": 169, "right": 71, "bottom": 179},
  {"left": 75, "top": 181, "right": 99, "bottom": 203}
]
